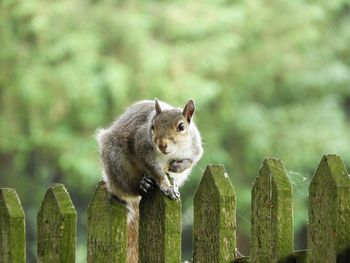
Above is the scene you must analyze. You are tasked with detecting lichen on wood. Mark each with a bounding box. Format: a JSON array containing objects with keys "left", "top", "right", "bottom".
[
  {"left": 87, "top": 181, "right": 128, "bottom": 263},
  {"left": 234, "top": 256, "right": 250, "bottom": 263},
  {"left": 193, "top": 164, "right": 236, "bottom": 263},
  {"left": 308, "top": 154, "right": 350, "bottom": 263},
  {"left": 293, "top": 250, "right": 307, "bottom": 263},
  {"left": 250, "top": 158, "right": 293, "bottom": 263},
  {"left": 139, "top": 188, "right": 181, "bottom": 263},
  {"left": 0, "top": 188, "right": 25, "bottom": 263},
  {"left": 37, "top": 184, "right": 76, "bottom": 262}
]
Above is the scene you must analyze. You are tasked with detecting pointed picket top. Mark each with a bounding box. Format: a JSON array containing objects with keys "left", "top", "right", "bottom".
[
  {"left": 37, "top": 184, "right": 76, "bottom": 263},
  {"left": 87, "top": 181, "right": 128, "bottom": 263},
  {"left": 310, "top": 154, "right": 349, "bottom": 188},
  {"left": 45, "top": 184, "right": 76, "bottom": 215},
  {"left": 193, "top": 164, "right": 236, "bottom": 263},
  {"left": 0, "top": 188, "right": 25, "bottom": 218},
  {"left": 251, "top": 158, "right": 293, "bottom": 263},
  {"left": 308, "top": 154, "right": 350, "bottom": 262},
  {"left": 194, "top": 164, "right": 235, "bottom": 201},
  {"left": 0, "top": 188, "right": 26, "bottom": 263}
]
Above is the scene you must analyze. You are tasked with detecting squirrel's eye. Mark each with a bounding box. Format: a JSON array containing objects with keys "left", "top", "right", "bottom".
[
  {"left": 177, "top": 122, "right": 185, "bottom": 132},
  {"left": 151, "top": 125, "right": 154, "bottom": 131}
]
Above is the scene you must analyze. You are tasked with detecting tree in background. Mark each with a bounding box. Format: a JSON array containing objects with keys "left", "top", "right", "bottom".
[{"left": 1, "top": 0, "right": 350, "bottom": 261}]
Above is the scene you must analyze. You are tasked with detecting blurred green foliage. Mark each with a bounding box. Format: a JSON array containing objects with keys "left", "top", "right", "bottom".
[{"left": 1, "top": 0, "right": 350, "bottom": 261}]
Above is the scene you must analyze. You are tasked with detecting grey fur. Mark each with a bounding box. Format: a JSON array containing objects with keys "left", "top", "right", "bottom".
[{"left": 96, "top": 99, "right": 203, "bottom": 201}]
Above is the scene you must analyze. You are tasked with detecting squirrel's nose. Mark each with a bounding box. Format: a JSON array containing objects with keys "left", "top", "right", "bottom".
[{"left": 157, "top": 140, "right": 168, "bottom": 154}]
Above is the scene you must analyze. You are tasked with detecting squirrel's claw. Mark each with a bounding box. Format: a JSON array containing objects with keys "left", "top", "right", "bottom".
[
  {"left": 139, "top": 175, "right": 156, "bottom": 195},
  {"left": 161, "top": 186, "right": 180, "bottom": 200}
]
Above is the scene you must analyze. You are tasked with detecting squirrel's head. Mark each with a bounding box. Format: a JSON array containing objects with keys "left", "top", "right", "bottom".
[{"left": 151, "top": 99, "right": 196, "bottom": 155}]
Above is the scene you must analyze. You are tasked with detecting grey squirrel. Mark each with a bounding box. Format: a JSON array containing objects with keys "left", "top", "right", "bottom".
[{"left": 96, "top": 98, "right": 203, "bottom": 263}]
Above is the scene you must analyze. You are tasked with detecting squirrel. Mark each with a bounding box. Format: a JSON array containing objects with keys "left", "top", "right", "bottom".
[{"left": 96, "top": 98, "right": 203, "bottom": 263}]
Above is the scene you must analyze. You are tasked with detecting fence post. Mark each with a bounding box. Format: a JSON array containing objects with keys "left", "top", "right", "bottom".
[
  {"left": 139, "top": 188, "right": 181, "bottom": 263},
  {"left": 0, "top": 188, "right": 26, "bottom": 263},
  {"left": 308, "top": 154, "right": 350, "bottom": 262},
  {"left": 250, "top": 158, "right": 293, "bottom": 263},
  {"left": 292, "top": 250, "right": 307, "bottom": 263},
  {"left": 87, "top": 181, "right": 128, "bottom": 263},
  {"left": 193, "top": 164, "right": 236, "bottom": 263},
  {"left": 37, "top": 184, "right": 76, "bottom": 262}
]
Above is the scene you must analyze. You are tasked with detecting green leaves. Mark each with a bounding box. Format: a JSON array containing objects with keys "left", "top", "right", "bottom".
[{"left": 1, "top": 0, "right": 350, "bottom": 261}]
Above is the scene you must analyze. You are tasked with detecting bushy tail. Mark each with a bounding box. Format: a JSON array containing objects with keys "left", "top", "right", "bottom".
[{"left": 127, "top": 200, "right": 139, "bottom": 263}]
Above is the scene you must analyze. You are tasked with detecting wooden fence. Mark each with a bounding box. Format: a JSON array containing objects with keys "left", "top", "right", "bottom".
[{"left": 1, "top": 154, "right": 350, "bottom": 262}]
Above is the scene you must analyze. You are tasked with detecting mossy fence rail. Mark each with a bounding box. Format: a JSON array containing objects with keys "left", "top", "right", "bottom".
[{"left": 1, "top": 154, "right": 350, "bottom": 262}]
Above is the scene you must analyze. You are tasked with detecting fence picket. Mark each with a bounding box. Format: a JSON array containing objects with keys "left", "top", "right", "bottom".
[
  {"left": 1, "top": 155, "right": 350, "bottom": 262},
  {"left": 193, "top": 164, "right": 236, "bottom": 263},
  {"left": 37, "top": 184, "right": 76, "bottom": 262},
  {"left": 0, "top": 188, "right": 25, "bottom": 263},
  {"left": 139, "top": 188, "right": 181, "bottom": 263},
  {"left": 308, "top": 154, "right": 350, "bottom": 262},
  {"left": 87, "top": 181, "right": 128, "bottom": 263},
  {"left": 292, "top": 250, "right": 307, "bottom": 263},
  {"left": 234, "top": 257, "right": 250, "bottom": 262},
  {"left": 250, "top": 158, "right": 293, "bottom": 263}
]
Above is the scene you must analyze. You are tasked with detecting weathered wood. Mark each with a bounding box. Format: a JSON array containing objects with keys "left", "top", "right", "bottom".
[
  {"left": 234, "top": 256, "right": 250, "bottom": 262},
  {"left": 0, "top": 188, "right": 26, "bottom": 263},
  {"left": 250, "top": 158, "right": 293, "bottom": 263},
  {"left": 308, "top": 154, "right": 350, "bottom": 262},
  {"left": 87, "top": 181, "right": 128, "bottom": 263},
  {"left": 37, "top": 184, "right": 76, "bottom": 262},
  {"left": 292, "top": 250, "right": 307, "bottom": 263},
  {"left": 193, "top": 164, "right": 236, "bottom": 263},
  {"left": 139, "top": 188, "right": 181, "bottom": 263}
]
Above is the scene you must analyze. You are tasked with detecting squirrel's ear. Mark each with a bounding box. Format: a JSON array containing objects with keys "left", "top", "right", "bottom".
[
  {"left": 155, "top": 98, "right": 162, "bottom": 115},
  {"left": 182, "top": 99, "right": 195, "bottom": 123}
]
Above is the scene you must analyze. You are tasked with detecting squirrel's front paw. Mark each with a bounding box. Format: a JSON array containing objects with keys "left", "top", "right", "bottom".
[
  {"left": 139, "top": 175, "right": 156, "bottom": 195},
  {"left": 160, "top": 185, "right": 180, "bottom": 200},
  {"left": 168, "top": 159, "right": 192, "bottom": 173}
]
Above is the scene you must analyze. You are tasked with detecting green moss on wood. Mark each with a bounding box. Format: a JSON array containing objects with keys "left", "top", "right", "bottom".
[
  {"left": 251, "top": 158, "right": 293, "bottom": 263},
  {"left": 234, "top": 256, "right": 250, "bottom": 263},
  {"left": 37, "top": 184, "right": 76, "bottom": 263},
  {"left": 87, "top": 181, "right": 128, "bottom": 263},
  {"left": 0, "top": 188, "right": 25, "bottom": 263},
  {"left": 232, "top": 250, "right": 307, "bottom": 263},
  {"left": 193, "top": 165, "right": 236, "bottom": 263},
  {"left": 293, "top": 250, "right": 307, "bottom": 263},
  {"left": 308, "top": 154, "right": 350, "bottom": 263},
  {"left": 139, "top": 188, "right": 181, "bottom": 263}
]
